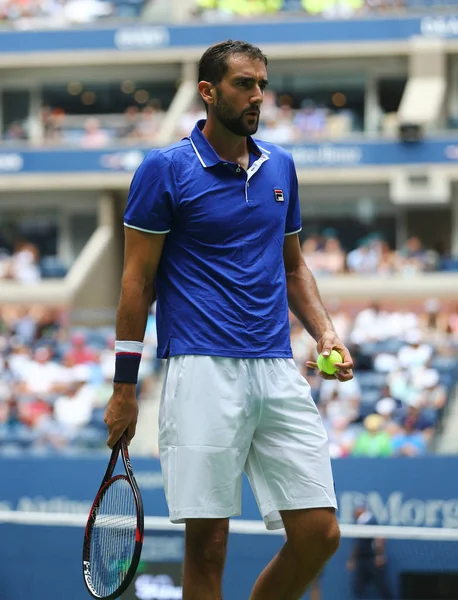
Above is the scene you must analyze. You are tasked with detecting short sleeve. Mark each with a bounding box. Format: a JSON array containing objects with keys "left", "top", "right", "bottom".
[
  {"left": 124, "top": 150, "right": 176, "bottom": 234},
  {"left": 285, "top": 154, "right": 302, "bottom": 236}
]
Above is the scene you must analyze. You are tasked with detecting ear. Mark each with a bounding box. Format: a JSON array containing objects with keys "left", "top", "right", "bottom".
[{"left": 198, "top": 80, "right": 214, "bottom": 108}]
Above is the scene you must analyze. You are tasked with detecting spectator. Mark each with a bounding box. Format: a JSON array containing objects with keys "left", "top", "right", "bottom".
[
  {"left": 80, "top": 118, "right": 109, "bottom": 148},
  {"left": 9, "top": 241, "right": 41, "bottom": 283},
  {"left": 398, "top": 236, "right": 438, "bottom": 274},
  {"left": 325, "top": 414, "right": 357, "bottom": 458},
  {"left": 117, "top": 106, "right": 140, "bottom": 140},
  {"left": 54, "top": 379, "right": 95, "bottom": 433},
  {"left": 320, "top": 236, "right": 346, "bottom": 274},
  {"left": 375, "top": 395, "right": 401, "bottom": 429},
  {"left": 64, "top": 332, "right": 98, "bottom": 365},
  {"left": 352, "top": 414, "right": 393, "bottom": 457},
  {"left": 301, "top": 236, "right": 324, "bottom": 275},
  {"left": 347, "top": 238, "right": 379, "bottom": 274},
  {"left": 397, "top": 330, "right": 433, "bottom": 369},
  {"left": 319, "top": 377, "right": 361, "bottom": 425},
  {"left": 391, "top": 413, "right": 428, "bottom": 456},
  {"left": 350, "top": 302, "right": 387, "bottom": 345},
  {"left": 293, "top": 99, "right": 327, "bottom": 139},
  {"left": 420, "top": 298, "right": 449, "bottom": 344},
  {"left": 42, "top": 107, "right": 64, "bottom": 143},
  {"left": 135, "top": 102, "right": 164, "bottom": 142},
  {"left": 413, "top": 368, "right": 447, "bottom": 421},
  {"left": 377, "top": 240, "right": 398, "bottom": 275}
]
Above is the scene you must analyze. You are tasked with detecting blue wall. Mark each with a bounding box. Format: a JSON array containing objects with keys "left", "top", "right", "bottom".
[
  {"left": 1, "top": 456, "right": 458, "bottom": 599},
  {"left": 1, "top": 16, "right": 458, "bottom": 54},
  {"left": 3, "top": 139, "right": 458, "bottom": 176}
]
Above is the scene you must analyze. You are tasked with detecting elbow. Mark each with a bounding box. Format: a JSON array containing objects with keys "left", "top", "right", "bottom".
[{"left": 285, "top": 260, "right": 307, "bottom": 280}]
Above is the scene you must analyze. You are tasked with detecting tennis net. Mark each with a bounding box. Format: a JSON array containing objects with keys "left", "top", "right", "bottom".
[{"left": 2, "top": 510, "right": 458, "bottom": 599}]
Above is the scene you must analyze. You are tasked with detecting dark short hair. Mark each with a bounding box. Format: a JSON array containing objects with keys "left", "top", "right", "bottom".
[{"left": 198, "top": 40, "right": 268, "bottom": 85}]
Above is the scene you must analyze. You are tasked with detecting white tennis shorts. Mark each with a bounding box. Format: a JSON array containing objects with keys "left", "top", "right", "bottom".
[{"left": 158, "top": 355, "right": 337, "bottom": 530}]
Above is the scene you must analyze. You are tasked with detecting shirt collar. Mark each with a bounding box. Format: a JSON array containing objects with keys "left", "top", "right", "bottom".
[{"left": 188, "top": 119, "right": 266, "bottom": 168}]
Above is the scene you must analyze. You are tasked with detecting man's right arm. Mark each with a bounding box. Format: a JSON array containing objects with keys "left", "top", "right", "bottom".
[
  {"left": 105, "top": 227, "right": 166, "bottom": 448},
  {"left": 116, "top": 227, "right": 166, "bottom": 341}
]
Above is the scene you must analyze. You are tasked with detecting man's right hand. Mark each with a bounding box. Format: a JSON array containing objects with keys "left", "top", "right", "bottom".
[{"left": 104, "top": 383, "right": 138, "bottom": 449}]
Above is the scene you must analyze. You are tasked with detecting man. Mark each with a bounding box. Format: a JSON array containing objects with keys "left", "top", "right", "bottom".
[
  {"left": 104, "top": 40, "right": 354, "bottom": 600},
  {"left": 347, "top": 505, "right": 394, "bottom": 599}
]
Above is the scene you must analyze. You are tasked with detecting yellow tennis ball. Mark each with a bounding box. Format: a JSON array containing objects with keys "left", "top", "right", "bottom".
[{"left": 317, "top": 350, "right": 342, "bottom": 375}]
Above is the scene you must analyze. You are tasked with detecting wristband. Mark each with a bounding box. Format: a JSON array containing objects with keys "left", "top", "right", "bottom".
[{"left": 114, "top": 341, "right": 144, "bottom": 384}]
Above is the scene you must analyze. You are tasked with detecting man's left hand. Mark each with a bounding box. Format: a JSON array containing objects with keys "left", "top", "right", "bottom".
[{"left": 306, "top": 330, "right": 354, "bottom": 382}]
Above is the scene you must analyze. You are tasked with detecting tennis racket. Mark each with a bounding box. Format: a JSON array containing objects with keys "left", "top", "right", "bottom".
[{"left": 82, "top": 433, "right": 144, "bottom": 599}]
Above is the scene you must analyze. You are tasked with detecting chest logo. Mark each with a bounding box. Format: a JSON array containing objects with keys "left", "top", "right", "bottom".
[{"left": 274, "top": 188, "right": 284, "bottom": 202}]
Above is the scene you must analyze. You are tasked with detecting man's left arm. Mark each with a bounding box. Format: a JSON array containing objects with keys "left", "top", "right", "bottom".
[{"left": 283, "top": 233, "right": 354, "bottom": 382}]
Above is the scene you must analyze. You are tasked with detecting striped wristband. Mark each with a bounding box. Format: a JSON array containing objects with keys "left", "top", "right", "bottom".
[{"left": 114, "top": 341, "right": 144, "bottom": 384}]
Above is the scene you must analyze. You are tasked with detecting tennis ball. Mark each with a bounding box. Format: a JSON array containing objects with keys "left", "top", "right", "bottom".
[{"left": 317, "top": 350, "right": 342, "bottom": 375}]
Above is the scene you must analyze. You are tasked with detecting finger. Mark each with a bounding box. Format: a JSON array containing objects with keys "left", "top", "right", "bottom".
[
  {"left": 306, "top": 361, "right": 318, "bottom": 369},
  {"left": 106, "top": 425, "right": 124, "bottom": 449},
  {"left": 126, "top": 420, "right": 137, "bottom": 445},
  {"left": 336, "top": 347, "right": 353, "bottom": 365},
  {"left": 333, "top": 361, "right": 354, "bottom": 370},
  {"left": 336, "top": 371, "right": 354, "bottom": 382},
  {"left": 320, "top": 341, "right": 334, "bottom": 357}
]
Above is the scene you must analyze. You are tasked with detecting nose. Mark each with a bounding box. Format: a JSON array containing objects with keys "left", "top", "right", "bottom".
[{"left": 250, "top": 85, "right": 264, "bottom": 106}]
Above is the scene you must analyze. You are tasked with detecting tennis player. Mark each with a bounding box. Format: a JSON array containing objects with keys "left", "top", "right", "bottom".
[{"left": 105, "top": 40, "right": 354, "bottom": 600}]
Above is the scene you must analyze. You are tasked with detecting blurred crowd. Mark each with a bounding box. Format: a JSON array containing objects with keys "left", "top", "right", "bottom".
[
  {"left": 0, "top": 300, "right": 456, "bottom": 455},
  {"left": 0, "top": 240, "right": 42, "bottom": 283},
  {"left": 41, "top": 104, "right": 166, "bottom": 147},
  {"left": 3, "top": 103, "right": 167, "bottom": 147},
  {"left": 301, "top": 230, "right": 451, "bottom": 276},
  {"left": 0, "top": 305, "right": 160, "bottom": 453},
  {"left": 0, "top": 0, "right": 143, "bottom": 28},
  {"left": 2, "top": 0, "right": 457, "bottom": 29},
  {"left": 291, "top": 300, "right": 458, "bottom": 458},
  {"left": 4, "top": 90, "right": 360, "bottom": 147},
  {"left": 0, "top": 238, "right": 67, "bottom": 282},
  {"left": 0, "top": 230, "right": 455, "bottom": 285},
  {"left": 175, "top": 92, "right": 360, "bottom": 144}
]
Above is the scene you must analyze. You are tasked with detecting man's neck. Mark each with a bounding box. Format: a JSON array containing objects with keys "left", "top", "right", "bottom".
[{"left": 201, "top": 118, "right": 249, "bottom": 164}]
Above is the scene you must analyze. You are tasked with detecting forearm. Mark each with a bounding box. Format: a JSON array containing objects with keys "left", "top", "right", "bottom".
[
  {"left": 116, "top": 275, "right": 153, "bottom": 342},
  {"left": 286, "top": 262, "right": 335, "bottom": 341}
]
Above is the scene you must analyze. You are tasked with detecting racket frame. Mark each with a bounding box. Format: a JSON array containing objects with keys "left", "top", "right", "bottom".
[{"left": 82, "top": 434, "right": 144, "bottom": 600}]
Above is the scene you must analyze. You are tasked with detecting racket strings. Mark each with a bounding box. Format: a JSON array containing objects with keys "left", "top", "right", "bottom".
[{"left": 90, "top": 477, "right": 137, "bottom": 596}]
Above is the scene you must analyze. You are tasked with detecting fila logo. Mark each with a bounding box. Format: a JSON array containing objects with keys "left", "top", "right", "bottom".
[{"left": 274, "top": 188, "right": 284, "bottom": 202}]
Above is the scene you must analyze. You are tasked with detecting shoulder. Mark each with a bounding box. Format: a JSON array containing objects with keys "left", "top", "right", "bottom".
[
  {"left": 138, "top": 139, "right": 194, "bottom": 184},
  {"left": 142, "top": 138, "right": 192, "bottom": 169}
]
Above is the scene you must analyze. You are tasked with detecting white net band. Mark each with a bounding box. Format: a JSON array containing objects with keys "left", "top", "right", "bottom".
[{"left": 1, "top": 510, "right": 458, "bottom": 541}]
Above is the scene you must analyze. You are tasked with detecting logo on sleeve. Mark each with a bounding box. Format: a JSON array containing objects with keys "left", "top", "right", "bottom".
[{"left": 274, "top": 188, "right": 284, "bottom": 202}]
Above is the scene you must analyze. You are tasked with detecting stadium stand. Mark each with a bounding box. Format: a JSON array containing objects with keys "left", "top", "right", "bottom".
[
  {"left": 0, "top": 304, "right": 161, "bottom": 453},
  {"left": 2, "top": 4, "right": 458, "bottom": 600},
  {"left": 0, "top": 302, "right": 456, "bottom": 456}
]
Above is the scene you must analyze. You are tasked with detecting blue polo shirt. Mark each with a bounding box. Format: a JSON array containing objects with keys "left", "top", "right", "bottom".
[{"left": 124, "top": 120, "right": 302, "bottom": 358}]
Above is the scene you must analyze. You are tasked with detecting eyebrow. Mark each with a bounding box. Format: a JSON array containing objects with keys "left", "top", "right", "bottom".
[{"left": 234, "top": 76, "right": 269, "bottom": 87}]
